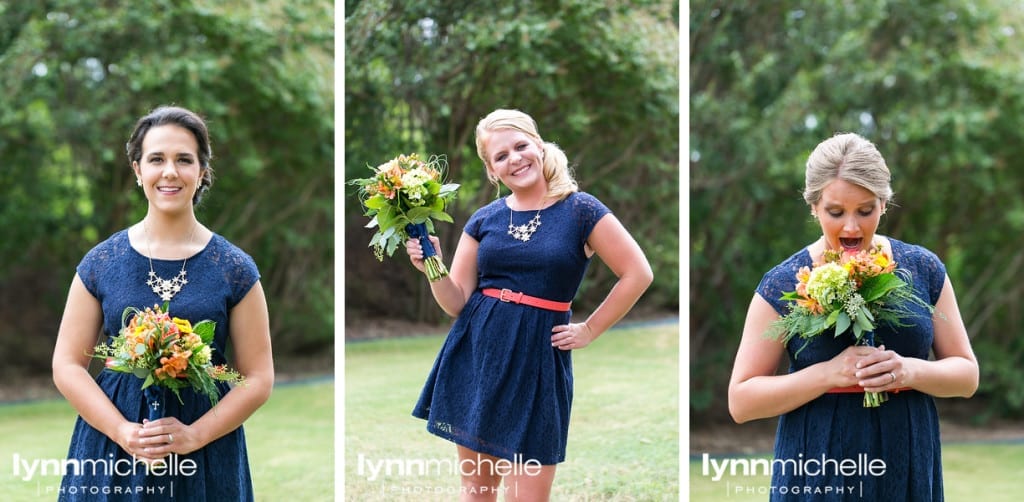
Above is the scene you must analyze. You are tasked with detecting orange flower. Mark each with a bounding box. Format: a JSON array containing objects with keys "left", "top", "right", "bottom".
[
  {"left": 155, "top": 349, "right": 191, "bottom": 379},
  {"left": 796, "top": 296, "right": 824, "bottom": 315}
]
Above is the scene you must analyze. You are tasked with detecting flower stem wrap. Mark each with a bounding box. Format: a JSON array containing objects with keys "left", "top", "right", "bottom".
[
  {"left": 860, "top": 331, "right": 888, "bottom": 408},
  {"left": 406, "top": 222, "right": 448, "bottom": 282}
]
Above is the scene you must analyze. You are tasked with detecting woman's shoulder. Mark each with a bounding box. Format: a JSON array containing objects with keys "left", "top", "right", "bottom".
[
  {"left": 564, "top": 191, "right": 611, "bottom": 220},
  {"left": 755, "top": 248, "right": 812, "bottom": 314},
  {"left": 206, "top": 233, "right": 257, "bottom": 265},
  {"left": 465, "top": 198, "right": 505, "bottom": 229},
  {"left": 566, "top": 191, "right": 607, "bottom": 208},
  {"left": 889, "top": 237, "right": 941, "bottom": 261},
  {"left": 473, "top": 197, "right": 506, "bottom": 216},
  {"left": 764, "top": 247, "right": 812, "bottom": 278},
  {"left": 888, "top": 237, "right": 946, "bottom": 291},
  {"left": 80, "top": 229, "right": 130, "bottom": 261}
]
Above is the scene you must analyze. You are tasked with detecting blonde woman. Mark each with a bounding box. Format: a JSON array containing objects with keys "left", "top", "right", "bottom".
[
  {"left": 406, "top": 109, "right": 652, "bottom": 501},
  {"left": 729, "top": 133, "right": 977, "bottom": 500}
]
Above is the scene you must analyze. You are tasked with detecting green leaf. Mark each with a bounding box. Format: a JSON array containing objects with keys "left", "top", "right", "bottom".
[
  {"left": 364, "top": 194, "right": 388, "bottom": 210},
  {"left": 854, "top": 310, "right": 875, "bottom": 332},
  {"left": 859, "top": 273, "right": 905, "bottom": 303},
  {"left": 193, "top": 320, "right": 216, "bottom": 344},
  {"left": 140, "top": 373, "right": 154, "bottom": 388},
  {"left": 376, "top": 205, "right": 395, "bottom": 229},
  {"left": 431, "top": 210, "right": 454, "bottom": 223},
  {"left": 406, "top": 206, "right": 433, "bottom": 223},
  {"left": 834, "top": 311, "right": 851, "bottom": 337},
  {"left": 825, "top": 308, "right": 840, "bottom": 328},
  {"left": 385, "top": 236, "right": 401, "bottom": 257}
]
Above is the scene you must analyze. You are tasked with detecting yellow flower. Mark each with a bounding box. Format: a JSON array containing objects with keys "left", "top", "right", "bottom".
[{"left": 173, "top": 317, "right": 193, "bottom": 334}]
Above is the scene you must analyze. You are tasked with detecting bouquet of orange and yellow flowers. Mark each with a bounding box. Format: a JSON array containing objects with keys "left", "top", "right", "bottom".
[
  {"left": 349, "top": 153, "right": 460, "bottom": 282},
  {"left": 93, "top": 303, "right": 244, "bottom": 417},
  {"left": 767, "top": 245, "right": 933, "bottom": 407}
]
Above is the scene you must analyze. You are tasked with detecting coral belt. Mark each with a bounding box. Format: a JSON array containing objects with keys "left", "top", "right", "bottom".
[
  {"left": 481, "top": 288, "right": 572, "bottom": 312},
  {"left": 827, "top": 386, "right": 911, "bottom": 394}
]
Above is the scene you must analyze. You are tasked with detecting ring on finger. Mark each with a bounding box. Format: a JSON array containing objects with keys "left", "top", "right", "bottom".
[
  {"left": 889, "top": 372, "right": 896, "bottom": 384},
  {"left": 167, "top": 433, "right": 174, "bottom": 444}
]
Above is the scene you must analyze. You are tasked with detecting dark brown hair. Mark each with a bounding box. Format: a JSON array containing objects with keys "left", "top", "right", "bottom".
[{"left": 126, "top": 106, "right": 214, "bottom": 205}]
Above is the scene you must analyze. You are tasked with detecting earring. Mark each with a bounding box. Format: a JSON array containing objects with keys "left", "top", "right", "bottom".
[{"left": 136, "top": 178, "right": 143, "bottom": 187}]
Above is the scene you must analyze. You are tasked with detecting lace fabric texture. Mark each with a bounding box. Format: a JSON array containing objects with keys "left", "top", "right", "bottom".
[
  {"left": 412, "top": 192, "right": 611, "bottom": 464},
  {"left": 60, "top": 229, "right": 260, "bottom": 501},
  {"left": 755, "top": 238, "right": 947, "bottom": 501}
]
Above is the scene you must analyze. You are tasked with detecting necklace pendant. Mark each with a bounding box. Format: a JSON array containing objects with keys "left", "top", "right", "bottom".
[
  {"left": 143, "top": 221, "right": 197, "bottom": 303},
  {"left": 508, "top": 213, "right": 542, "bottom": 242},
  {"left": 149, "top": 269, "right": 188, "bottom": 302}
]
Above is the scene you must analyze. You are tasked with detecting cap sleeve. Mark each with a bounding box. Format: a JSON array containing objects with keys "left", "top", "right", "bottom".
[
  {"left": 209, "top": 236, "right": 261, "bottom": 308},
  {"left": 464, "top": 199, "right": 503, "bottom": 241},
  {"left": 571, "top": 192, "right": 611, "bottom": 246},
  {"left": 755, "top": 250, "right": 811, "bottom": 316},
  {"left": 75, "top": 231, "right": 127, "bottom": 300}
]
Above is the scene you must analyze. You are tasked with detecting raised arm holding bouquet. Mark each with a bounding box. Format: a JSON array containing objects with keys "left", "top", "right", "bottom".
[
  {"left": 404, "top": 109, "right": 652, "bottom": 501},
  {"left": 349, "top": 153, "right": 460, "bottom": 281}
]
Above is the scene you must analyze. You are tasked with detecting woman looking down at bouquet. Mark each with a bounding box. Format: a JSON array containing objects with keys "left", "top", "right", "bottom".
[
  {"left": 405, "top": 109, "right": 652, "bottom": 501},
  {"left": 728, "top": 132, "right": 978, "bottom": 500},
  {"left": 52, "top": 106, "right": 273, "bottom": 501}
]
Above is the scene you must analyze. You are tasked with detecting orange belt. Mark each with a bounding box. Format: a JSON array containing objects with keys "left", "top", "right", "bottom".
[
  {"left": 827, "top": 386, "right": 911, "bottom": 394},
  {"left": 481, "top": 288, "right": 572, "bottom": 312}
]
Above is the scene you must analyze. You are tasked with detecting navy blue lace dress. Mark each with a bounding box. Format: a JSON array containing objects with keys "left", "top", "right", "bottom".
[
  {"left": 756, "top": 238, "right": 947, "bottom": 501},
  {"left": 412, "top": 192, "right": 610, "bottom": 465},
  {"left": 59, "top": 229, "right": 259, "bottom": 501}
]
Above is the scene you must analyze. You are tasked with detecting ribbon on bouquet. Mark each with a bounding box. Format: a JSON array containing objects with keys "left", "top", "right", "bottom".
[
  {"left": 405, "top": 222, "right": 438, "bottom": 258},
  {"left": 143, "top": 385, "right": 166, "bottom": 422}
]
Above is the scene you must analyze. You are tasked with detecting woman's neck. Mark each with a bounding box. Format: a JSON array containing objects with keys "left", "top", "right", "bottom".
[
  {"left": 507, "top": 186, "right": 551, "bottom": 211},
  {"left": 140, "top": 211, "right": 200, "bottom": 245}
]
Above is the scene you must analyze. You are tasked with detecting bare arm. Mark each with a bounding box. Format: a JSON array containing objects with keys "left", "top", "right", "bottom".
[
  {"left": 52, "top": 275, "right": 157, "bottom": 458},
  {"left": 139, "top": 282, "right": 275, "bottom": 456},
  {"left": 551, "top": 214, "right": 653, "bottom": 349},
  {"left": 728, "top": 294, "right": 875, "bottom": 423},
  {"left": 407, "top": 232, "right": 479, "bottom": 317}
]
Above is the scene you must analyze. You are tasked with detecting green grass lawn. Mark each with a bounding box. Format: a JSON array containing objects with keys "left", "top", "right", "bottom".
[
  {"left": 688, "top": 442, "right": 1024, "bottom": 501},
  {"left": 0, "top": 379, "right": 333, "bottom": 501},
  {"left": 345, "top": 322, "right": 680, "bottom": 501}
]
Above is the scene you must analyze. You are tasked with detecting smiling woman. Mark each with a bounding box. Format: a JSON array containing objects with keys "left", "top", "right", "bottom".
[
  {"left": 51, "top": 106, "right": 274, "bottom": 501},
  {"left": 404, "top": 108, "right": 653, "bottom": 501}
]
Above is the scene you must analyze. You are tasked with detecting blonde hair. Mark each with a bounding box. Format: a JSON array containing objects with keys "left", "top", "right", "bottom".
[
  {"left": 804, "top": 132, "right": 894, "bottom": 206},
  {"left": 475, "top": 109, "right": 577, "bottom": 200}
]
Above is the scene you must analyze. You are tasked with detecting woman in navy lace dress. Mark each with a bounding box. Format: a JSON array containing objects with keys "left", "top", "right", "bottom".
[
  {"left": 52, "top": 106, "right": 274, "bottom": 501},
  {"left": 406, "top": 109, "right": 652, "bottom": 501},
  {"left": 728, "top": 133, "right": 978, "bottom": 501}
]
